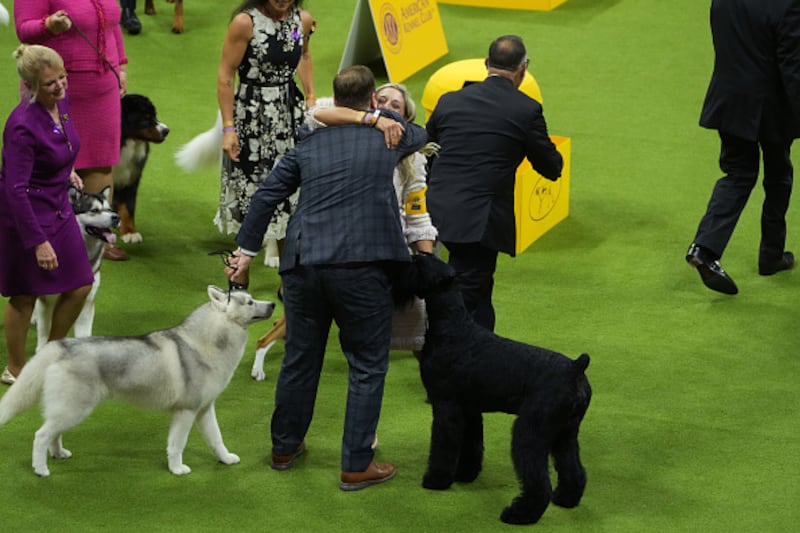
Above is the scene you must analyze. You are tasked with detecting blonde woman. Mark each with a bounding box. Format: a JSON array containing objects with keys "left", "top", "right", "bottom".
[{"left": 0, "top": 45, "right": 93, "bottom": 384}]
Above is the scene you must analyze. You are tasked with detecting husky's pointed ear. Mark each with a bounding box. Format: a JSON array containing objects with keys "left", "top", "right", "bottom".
[
  {"left": 100, "top": 186, "right": 112, "bottom": 202},
  {"left": 208, "top": 285, "right": 228, "bottom": 306},
  {"left": 69, "top": 186, "right": 81, "bottom": 204}
]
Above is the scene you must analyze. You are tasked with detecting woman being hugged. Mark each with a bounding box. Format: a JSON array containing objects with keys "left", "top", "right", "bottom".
[
  {"left": 0, "top": 45, "right": 94, "bottom": 385},
  {"left": 216, "top": 0, "right": 316, "bottom": 242}
]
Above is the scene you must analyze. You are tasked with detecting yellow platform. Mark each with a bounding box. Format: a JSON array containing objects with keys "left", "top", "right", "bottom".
[
  {"left": 438, "top": 0, "right": 567, "bottom": 11},
  {"left": 421, "top": 59, "right": 542, "bottom": 120},
  {"left": 422, "top": 59, "right": 570, "bottom": 254}
]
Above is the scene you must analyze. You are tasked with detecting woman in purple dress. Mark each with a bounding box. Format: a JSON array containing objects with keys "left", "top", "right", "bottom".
[
  {"left": 0, "top": 45, "right": 94, "bottom": 385},
  {"left": 15, "top": 0, "right": 130, "bottom": 261}
]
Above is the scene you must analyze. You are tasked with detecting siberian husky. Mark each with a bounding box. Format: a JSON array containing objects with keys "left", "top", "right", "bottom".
[
  {"left": 34, "top": 187, "right": 119, "bottom": 350},
  {"left": 0, "top": 286, "right": 274, "bottom": 477}
]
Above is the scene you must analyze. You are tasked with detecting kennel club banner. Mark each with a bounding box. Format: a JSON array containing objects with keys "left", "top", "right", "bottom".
[{"left": 340, "top": 0, "right": 448, "bottom": 82}]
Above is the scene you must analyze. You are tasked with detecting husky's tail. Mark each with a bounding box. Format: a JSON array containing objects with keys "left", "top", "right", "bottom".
[
  {"left": 174, "top": 111, "right": 223, "bottom": 172},
  {"left": 0, "top": 342, "right": 62, "bottom": 424},
  {"left": 0, "top": 3, "right": 9, "bottom": 26}
]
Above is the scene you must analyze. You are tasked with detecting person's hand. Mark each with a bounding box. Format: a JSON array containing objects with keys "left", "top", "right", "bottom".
[
  {"left": 46, "top": 11, "right": 72, "bottom": 34},
  {"left": 375, "top": 116, "right": 405, "bottom": 149},
  {"left": 69, "top": 170, "right": 83, "bottom": 189},
  {"left": 222, "top": 131, "right": 241, "bottom": 163},
  {"left": 119, "top": 71, "right": 128, "bottom": 97},
  {"left": 35, "top": 241, "right": 58, "bottom": 271},
  {"left": 226, "top": 250, "right": 252, "bottom": 286}
]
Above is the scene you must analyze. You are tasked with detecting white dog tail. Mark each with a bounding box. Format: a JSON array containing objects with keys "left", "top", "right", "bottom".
[
  {"left": 174, "top": 111, "right": 222, "bottom": 172},
  {"left": 0, "top": 3, "right": 9, "bottom": 26},
  {"left": 0, "top": 342, "right": 61, "bottom": 424}
]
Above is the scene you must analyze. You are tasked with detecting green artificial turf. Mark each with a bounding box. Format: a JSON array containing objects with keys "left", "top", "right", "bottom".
[{"left": 1, "top": 1, "right": 798, "bottom": 531}]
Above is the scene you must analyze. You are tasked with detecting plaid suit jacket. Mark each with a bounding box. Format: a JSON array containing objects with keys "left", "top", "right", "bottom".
[{"left": 237, "top": 110, "right": 428, "bottom": 272}]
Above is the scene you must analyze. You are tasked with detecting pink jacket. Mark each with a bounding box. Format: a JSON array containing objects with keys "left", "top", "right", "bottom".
[{"left": 15, "top": 0, "right": 127, "bottom": 74}]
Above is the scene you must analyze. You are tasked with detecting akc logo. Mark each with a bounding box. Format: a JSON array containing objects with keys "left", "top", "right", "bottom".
[
  {"left": 381, "top": 3, "right": 402, "bottom": 54},
  {"left": 529, "top": 176, "right": 561, "bottom": 221}
]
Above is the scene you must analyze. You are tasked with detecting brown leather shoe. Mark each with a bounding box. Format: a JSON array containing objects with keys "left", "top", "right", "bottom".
[
  {"left": 340, "top": 461, "right": 396, "bottom": 491},
  {"left": 103, "top": 244, "right": 129, "bottom": 261},
  {"left": 271, "top": 441, "right": 305, "bottom": 470}
]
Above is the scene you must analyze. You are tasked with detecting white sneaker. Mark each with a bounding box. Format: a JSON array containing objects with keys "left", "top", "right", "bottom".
[{"left": 1, "top": 367, "right": 16, "bottom": 385}]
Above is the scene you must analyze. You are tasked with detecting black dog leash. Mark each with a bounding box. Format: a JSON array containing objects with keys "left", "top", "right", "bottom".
[{"left": 208, "top": 249, "right": 249, "bottom": 292}]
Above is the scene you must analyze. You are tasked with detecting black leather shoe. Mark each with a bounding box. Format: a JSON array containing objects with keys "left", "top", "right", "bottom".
[
  {"left": 121, "top": 8, "right": 142, "bottom": 35},
  {"left": 685, "top": 243, "right": 738, "bottom": 295},
  {"left": 759, "top": 251, "right": 794, "bottom": 276}
]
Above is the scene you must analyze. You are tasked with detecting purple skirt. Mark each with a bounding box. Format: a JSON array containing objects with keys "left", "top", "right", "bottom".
[{"left": 0, "top": 216, "right": 94, "bottom": 297}]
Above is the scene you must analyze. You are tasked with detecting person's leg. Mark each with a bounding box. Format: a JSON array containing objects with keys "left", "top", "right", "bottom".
[
  {"left": 444, "top": 242, "right": 498, "bottom": 331},
  {"left": 332, "top": 265, "right": 393, "bottom": 473},
  {"left": 3, "top": 295, "right": 37, "bottom": 377},
  {"left": 270, "top": 267, "right": 330, "bottom": 456},
  {"left": 47, "top": 284, "right": 92, "bottom": 341},
  {"left": 758, "top": 140, "right": 793, "bottom": 265},
  {"left": 120, "top": 0, "right": 142, "bottom": 35},
  {"left": 692, "top": 133, "right": 760, "bottom": 258}
]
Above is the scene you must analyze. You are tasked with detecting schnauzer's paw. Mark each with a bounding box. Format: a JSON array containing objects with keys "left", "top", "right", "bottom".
[
  {"left": 422, "top": 470, "right": 454, "bottom": 490},
  {"left": 454, "top": 465, "right": 480, "bottom": 483},
  {"left": 500, "top": 502, "right": 545, "bottom": 525},
  {"left": 552, "top": 486, "right": 583, "bottom": 508}
]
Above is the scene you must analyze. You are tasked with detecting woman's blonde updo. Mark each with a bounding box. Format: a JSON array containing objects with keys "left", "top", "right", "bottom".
[{"left": 13, "top": 44, "right": 65, "bottom": 99}]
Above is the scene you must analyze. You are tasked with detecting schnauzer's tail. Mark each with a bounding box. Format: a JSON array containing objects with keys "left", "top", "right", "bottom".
[{"left": 572, "top": 353, "right": 590, "bottom": 374}]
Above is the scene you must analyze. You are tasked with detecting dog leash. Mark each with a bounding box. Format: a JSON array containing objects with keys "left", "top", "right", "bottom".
[
  {"left": 208, "top": 249, "right": 249, "bottom": 293},
  {"left": 67, "top": 17, "right": 122, "bottom": 89}
]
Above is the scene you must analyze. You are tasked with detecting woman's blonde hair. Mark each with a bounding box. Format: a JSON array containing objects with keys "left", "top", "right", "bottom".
[
  {"left": 13, "top": 44, "right": 65, "bottom": 100},
  {"left": 376, "top": 82, "right": 417, "bottom": 122}
]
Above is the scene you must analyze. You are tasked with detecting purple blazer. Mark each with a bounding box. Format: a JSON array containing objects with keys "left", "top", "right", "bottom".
[{"left": 0, "top": 96, "right": 81, "bottom": 250}]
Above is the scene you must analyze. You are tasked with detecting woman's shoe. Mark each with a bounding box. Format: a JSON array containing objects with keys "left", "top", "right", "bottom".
[{"left": 2, "top": 367, "right": 16, "bottom": 385}]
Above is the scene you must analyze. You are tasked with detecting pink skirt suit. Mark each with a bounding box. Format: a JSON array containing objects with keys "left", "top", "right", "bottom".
[
  {"left": 0, "top": 96, "right": 94, "bottom": 297},
  {"left": 15, "top": 0, "right": 127, "bottom": 170}
]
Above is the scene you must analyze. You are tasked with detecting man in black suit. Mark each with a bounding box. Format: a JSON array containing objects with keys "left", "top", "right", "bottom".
[
  {"left": 686, "top": 0, "right": 800, "bottom": 295},
  {"left": 227, "top": 65, "right": 427, "bottom": 490},
  {"left": 426, "top": 35, "right": 563, "bottom": 331}
]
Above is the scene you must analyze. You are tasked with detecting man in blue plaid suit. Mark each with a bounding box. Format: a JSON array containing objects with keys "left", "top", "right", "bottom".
[{"left": 229, "top": 65, "right": 427, "bottom": 490}]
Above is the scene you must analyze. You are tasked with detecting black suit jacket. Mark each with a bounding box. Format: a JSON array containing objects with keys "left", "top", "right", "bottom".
[
  {"left": 699, "top": 0, "right": 800, "bottom": 143},
  {"left": 426, "top": 75, "right": 562, "bottom": 256}
]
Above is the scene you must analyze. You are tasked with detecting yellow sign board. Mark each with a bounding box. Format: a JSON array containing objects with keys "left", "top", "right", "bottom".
[
  {"left": 438, "top": 0, "right": 567, "bottom": 10},
  {"left": 514, "top": 136, "right": 571, "bottom": 254},
  {"left": 340, "top": 0, "right": 449, "bottom": 82}
]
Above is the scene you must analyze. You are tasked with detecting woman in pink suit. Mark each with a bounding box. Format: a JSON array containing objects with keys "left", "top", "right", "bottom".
[
  {"left": 0, "top": 45, "right": 94, "bottom": 385},
  {"left": 15, "top": 0, "right": 130, "bottom": 260}
]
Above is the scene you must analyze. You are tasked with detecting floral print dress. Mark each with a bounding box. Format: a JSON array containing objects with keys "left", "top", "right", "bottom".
[{"left": 215, "top": 6, "right": 307, "bottom": 238}]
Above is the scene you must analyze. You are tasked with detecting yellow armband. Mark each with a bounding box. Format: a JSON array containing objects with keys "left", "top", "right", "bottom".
[{"left": 404, "top": 186, "right": 428, "bottom": 214}]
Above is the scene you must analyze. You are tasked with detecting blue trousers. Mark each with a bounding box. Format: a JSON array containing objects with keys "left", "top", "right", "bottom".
[{"left": 271, "top": 264, "right": 393, "bottom": 472}]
